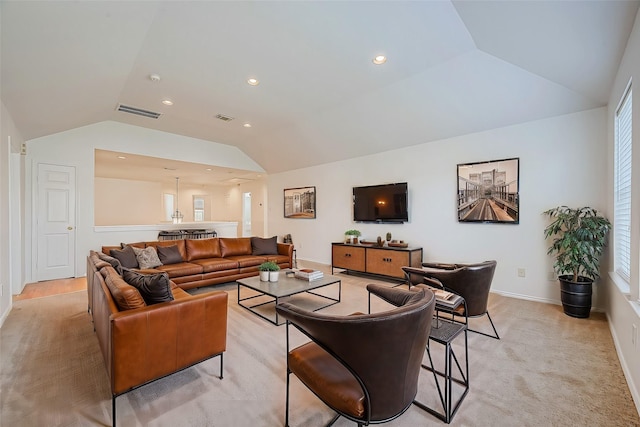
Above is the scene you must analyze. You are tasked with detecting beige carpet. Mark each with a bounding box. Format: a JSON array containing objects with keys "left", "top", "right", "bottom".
[{"left": 1, "top": 265, "right": 639, "bottom": 426}]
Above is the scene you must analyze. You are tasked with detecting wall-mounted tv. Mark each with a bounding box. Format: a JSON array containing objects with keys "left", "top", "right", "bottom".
[{"left": 353, "top": 183, "right": 408, "bottom": 223}]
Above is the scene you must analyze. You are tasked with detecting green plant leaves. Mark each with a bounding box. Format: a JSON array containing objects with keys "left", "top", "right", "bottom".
[{"left": 543, "top": 206, "right": 611, "bottom": 281}]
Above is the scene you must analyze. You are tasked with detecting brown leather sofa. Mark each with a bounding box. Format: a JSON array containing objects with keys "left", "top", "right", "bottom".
[
  {"left": 101, "top": 237, "right": 294, "bottom": 290},
  {"left": 87, "top": 251, "right": 229, "bottom": 426}
]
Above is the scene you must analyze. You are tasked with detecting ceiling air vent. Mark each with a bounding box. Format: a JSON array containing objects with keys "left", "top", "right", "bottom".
[
  {"left": 116, "top": 104, "right": 162, "bottom": 119},
  {"left": 215, "top": 114, "right": 234, "bottom": 122}
]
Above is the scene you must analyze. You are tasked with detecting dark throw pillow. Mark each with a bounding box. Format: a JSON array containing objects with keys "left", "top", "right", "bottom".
[
  {"left": 98, "top": 251, "right": 124, "bottom": 274},
  {"left": 156, "top": 245, "right": 183, "bottom": 265},
  {"left": 121, "top": 268, "right": 174, "bottom": 305},
  {"left": 103, "top": 267, "right": 147, "bottom": 311},
  {"left": 110, "top": 245, "right": 139, "bottom": 269},
  {"left": 251, "top": 236, "right": 278, "bottom": 255}
]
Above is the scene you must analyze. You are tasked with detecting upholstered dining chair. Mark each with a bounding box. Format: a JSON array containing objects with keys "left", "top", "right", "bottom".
[
  {"left": 403, "top": 260, "right": 499, "bottom": 339},
  {"left": 275, "top": 284, "right": 435, "bottom": 427}
]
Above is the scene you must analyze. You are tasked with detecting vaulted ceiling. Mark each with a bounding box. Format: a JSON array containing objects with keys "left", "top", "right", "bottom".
[{"left": 2, "top": 1, "right": 638, "bottom": 175}]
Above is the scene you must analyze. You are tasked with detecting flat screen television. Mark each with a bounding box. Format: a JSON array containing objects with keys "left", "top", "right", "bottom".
[{"left": 353, "top": 183, "right": 408, "bottom": 223}]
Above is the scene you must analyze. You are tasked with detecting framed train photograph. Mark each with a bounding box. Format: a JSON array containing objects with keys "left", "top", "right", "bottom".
[
  {"left": 457, "top": 157, "right": 519, "bottom": 224},
  {"left": 284, "top": 186, "right": 316, "bottom": 219}
]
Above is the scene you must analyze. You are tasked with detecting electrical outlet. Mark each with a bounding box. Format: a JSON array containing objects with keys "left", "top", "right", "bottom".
[
  {"left": 517, "top": 268, "right": 526, "bottom": 278},
  {"left": 633, "top": 324, "right": 637, "bottom": 347}
]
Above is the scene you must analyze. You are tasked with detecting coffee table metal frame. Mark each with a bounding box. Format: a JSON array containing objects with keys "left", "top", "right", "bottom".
[{"left": 236, "top": 273, "right": 341, "bottom": 325}]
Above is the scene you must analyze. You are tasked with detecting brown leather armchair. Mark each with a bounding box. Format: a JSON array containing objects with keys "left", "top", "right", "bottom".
[
  {"left": 275, "top": 284, "right": 435, "bottom": 427},
  {"left": 403, "top": 260, "right": 499, "bottom": 339}
]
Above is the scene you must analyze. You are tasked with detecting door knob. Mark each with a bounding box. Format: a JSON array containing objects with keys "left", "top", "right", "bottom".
[{"left": 67, "top": 226, "right": 73, "bottom": 230}]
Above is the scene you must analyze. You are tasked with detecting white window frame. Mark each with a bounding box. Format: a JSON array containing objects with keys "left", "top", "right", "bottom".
[
  {"left": 193, "top": 196, "right": 205, "bottom": 222},
  {"left": 164, "top": 193, "right": 175, "bottom": 222},
  {"left": 614, "top": 84, "right": 632, "bottom": 286}
]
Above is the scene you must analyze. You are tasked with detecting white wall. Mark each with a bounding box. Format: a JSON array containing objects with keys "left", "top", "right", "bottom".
[
  {"left": 24, "top": 121, "right": 265, "bottom": 283},
  {"left": 1, "top": 101, "right": 25, "bottom": 326},
  {"left": 268, "top": 107, "right": 608, "bottom": 306},
  {"left": 94, "top": 178, "right": 163, "bottom": 225},
  {"left": 605, "top": 6, "right": 640, "bottom": 414}
]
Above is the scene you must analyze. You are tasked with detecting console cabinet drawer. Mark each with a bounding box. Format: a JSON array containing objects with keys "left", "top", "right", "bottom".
[
  {"left": 366, "top": 248, "right": 410, "bottom": 278},
  {"left": 331, "top": 243, "right": 423, "bottom": 279},
  {"left": 332, "top": 245, "right": 366, "bottom": 271}
]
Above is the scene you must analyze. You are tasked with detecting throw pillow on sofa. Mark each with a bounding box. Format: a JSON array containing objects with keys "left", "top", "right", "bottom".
[
  {"left": 110, "top": 245, "right": 139, "bottom": 269},
  {"left": 122, "top": 268, "right": 174, "bottom": 305},
  {"left": 103, "top": 267, "right": 147, "bottom": 311},
  {"left": 131, "top": 246, "right": 163, "bottom": 269},
  {"left": 98, "top": 252, "right": 124, "bottom": 274},
  {"left": 156, "top": 245, "right": 183, "bottom": 265},
  {"left": 251, "top": 236, "right": 278, "bottom": 255}
]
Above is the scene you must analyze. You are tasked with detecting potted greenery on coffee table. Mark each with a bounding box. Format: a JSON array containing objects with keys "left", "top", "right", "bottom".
[
  {"left": 258, "top": 261, "right": 280, "bottom": 282},
  {"left": 543, "top": 206, "right": 611, "bottom": 318}
]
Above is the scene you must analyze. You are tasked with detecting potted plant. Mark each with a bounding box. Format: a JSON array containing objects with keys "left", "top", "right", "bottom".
[
  {"left": 258, "top": 261, "right": 280, "bottom": 282},
  {"left": 344, "top": 229, "right": 361, "bottom": 244},
  {"left": 543, "top": 206, "right": 611, "bottom": 318}
]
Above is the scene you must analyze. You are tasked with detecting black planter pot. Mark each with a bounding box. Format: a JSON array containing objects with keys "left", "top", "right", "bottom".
[{"left": 558, "top": 275, "right": 593, "bottom": 318}]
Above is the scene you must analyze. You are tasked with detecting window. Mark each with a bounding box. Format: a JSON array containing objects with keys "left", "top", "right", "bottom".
[
  {"left": 194, "top": 197, "right": 205, "bottom": 222},
  {"left": 164, "top": 193, "right": 175, "bottom": 222},
  {"left": 614, "top": 85, "right": 632, "bottom": 283}
]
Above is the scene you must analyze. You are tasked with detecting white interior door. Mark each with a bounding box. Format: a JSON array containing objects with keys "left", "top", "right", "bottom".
[{"left": 36, "top": 163, "right": 76, "bottom": 281}]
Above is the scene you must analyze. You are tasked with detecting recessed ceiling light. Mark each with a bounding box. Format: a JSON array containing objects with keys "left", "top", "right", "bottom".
[
  {"left": 247, "top": 78, "right": 259, "bottom": 86},
  {"left": 162, "top": 99, "right": 173, "bottom": 106},
  {"left": 117, "top": 156, "right": 126, "bottom": 159},
  {"left": 243, "top": 123, "right": 252, "bottom": 128},
  {"left": 372, "top": 55, "right": 387, "bottom": 65},
  {"left": 206, "top": 168, "right": 212, "bottom": 171}
]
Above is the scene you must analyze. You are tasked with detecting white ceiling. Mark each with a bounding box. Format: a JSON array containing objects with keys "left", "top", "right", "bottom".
[{"left": 2, "top": 1, "right": 638, "bottom": 178}]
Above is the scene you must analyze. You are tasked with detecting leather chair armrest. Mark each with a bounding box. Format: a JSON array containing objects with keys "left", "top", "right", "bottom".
[
  {"left": 109, "top": 291, "right": 228, "bottom": 394},
  {"left": 366, "top": 283, "right": 424, "bottom": 307}
]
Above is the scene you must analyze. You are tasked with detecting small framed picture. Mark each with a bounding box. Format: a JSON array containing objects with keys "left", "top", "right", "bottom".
[
  {"left": 284, "top": 186, "right": 316, "bottom": 219},
  {"left": 457, "top": 157, "right": 519, "bottom": 224}
]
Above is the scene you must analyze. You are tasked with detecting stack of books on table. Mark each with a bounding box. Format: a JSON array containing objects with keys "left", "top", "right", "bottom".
[
  {"left": 424, "top": 285, "right": 463, "bottom": 309},
  {"left": 294, "top": 268, "right": 324, "bottom": 281}
]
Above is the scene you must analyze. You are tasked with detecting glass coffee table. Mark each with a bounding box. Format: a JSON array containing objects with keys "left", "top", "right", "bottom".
[{"left": 236, "top": 272, "right": 341, "bottom": 325}]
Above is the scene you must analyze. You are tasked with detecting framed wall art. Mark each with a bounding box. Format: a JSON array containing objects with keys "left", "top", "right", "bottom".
[
  {"left": 284, "top": 186, "right": 316, "bottom": 219},
  {"left": 457, "top": 157, "right": 519, "bottom": 224}
]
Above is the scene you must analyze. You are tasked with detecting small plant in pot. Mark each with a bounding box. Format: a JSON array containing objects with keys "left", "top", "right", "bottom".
[
  {"left": 344, "top": 229, "right": 361, "bottom": 244},
  {"left": 258, "top": 261, "right": 280, "bottom": 282},
  {"left": 543, "top": 206, "right": 611, "bottom": 318}
]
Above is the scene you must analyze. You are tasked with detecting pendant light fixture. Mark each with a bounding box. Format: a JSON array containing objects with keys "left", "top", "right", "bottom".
[{"left": 171, "top": 177, "right": 184, "bottom": 224}]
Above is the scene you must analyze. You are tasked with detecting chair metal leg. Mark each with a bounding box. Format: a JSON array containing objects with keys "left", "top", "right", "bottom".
[
  {"left": 285, "top": 320, "right": 291, "bottom": 427},
  {"left": 219, "top": 353, "right": 224, "bottom": 379},
  {"left": 325, "top": 414, "right": 341, "bottom": 426},
  {"left": 285, "top": 368, "right": 290, "bottom": 427},
  {"left": 112, "top": 395, "right": 117, "bottom": 427},
  {"left": 467, "top": 311, "right": 500, "bottom": 340}
]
